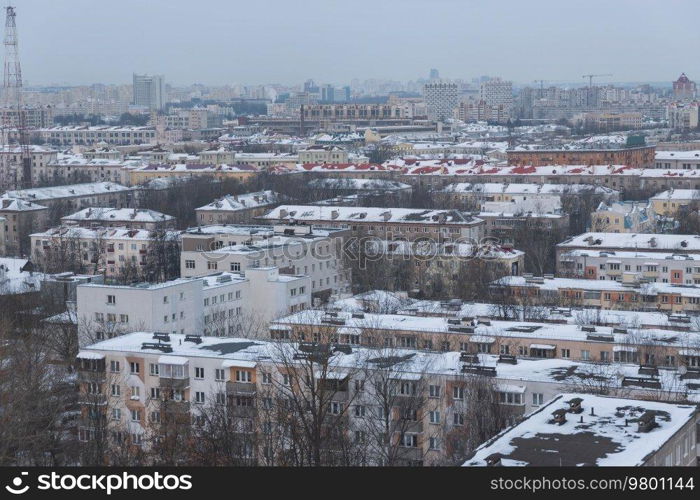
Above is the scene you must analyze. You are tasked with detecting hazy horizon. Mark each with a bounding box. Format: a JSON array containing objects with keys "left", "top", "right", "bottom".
[{"left": 14, "top": 0, "right": 700, "bottom": 87}]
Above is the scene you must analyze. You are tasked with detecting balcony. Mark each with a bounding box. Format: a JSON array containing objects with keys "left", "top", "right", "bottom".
[
  {"left": 226, "top": 381, "right": 256, "bottom": 396},
  {"left": 159, "top": 377, "right": 190, "bottom": 391}
]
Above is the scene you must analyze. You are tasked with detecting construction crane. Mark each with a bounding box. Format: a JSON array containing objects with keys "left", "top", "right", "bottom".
[
  {"left": 582, "top": 73, "right": 612, "bottom": 107},
  {"left": 2, "top": 5, "right": 31, "bottom": 188},
  {"left": 582, "top": 73, "right": 613, "bottom": 88}
]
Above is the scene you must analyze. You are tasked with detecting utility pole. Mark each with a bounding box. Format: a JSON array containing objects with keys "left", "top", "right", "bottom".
[{"left": 3, "top": 5, "right": 31, "bottom": 188}]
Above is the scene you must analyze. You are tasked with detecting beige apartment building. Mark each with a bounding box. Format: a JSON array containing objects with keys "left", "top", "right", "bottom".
[{"left": 76, "top": 332, "right": 699, "bottom": 465}]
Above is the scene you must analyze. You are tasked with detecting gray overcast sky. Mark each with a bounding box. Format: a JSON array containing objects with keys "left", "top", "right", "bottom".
[{"left": 15, "top": 0, "right": 700, "bottom": 86}]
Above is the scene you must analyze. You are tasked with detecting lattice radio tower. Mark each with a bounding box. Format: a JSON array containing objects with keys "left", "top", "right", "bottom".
[{"left": 3, "top": 5, "right": 31, "bottom": 188}]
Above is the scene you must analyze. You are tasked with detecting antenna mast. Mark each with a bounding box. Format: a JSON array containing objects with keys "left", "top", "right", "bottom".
[{"left": 3, "top": 5, "right": 31, "bottom": 188}]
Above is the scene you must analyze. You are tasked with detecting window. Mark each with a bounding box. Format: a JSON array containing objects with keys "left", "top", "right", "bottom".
[
  {"left": 453, "top": 386, "right": 464, "bottom": 400},
  {"left": 262, "top": 372, "right": 272, "bottom": 384},
  {"left": 354, "top": 405, "right": 366, "bottom": 417},
  {"left": 328, "top": 401, "right": 342, "bottom": 414},
  {"left": 453, "top": 412, "right": 464, "bottom": 425},
  {"left": 230, "top": 262, "right": 241, "bottom": 272},
  {"left": 130, "top": 386, "right": 140, "bottom": 400},
  {"left": 215, "top": 368, "right": 225, "bottom": 381},
  {"left": 185, "top": 260, "right": 195, "bottom": 269},
  {"left": 110, "top": 384, "right": 120, "bottom": 396},
  {"left": 429, "top": 437, "right": 440, "bottom": 450},
  {"left": 130, "top": 362, "right": 140, "bottom": 374},
  {"left": 532, "top": 393, "right": 544, "bottom": 406},
  {"left": 283, "top": 374, "right": 292, "bottom": 386},
  {"left": 194, "top": 391, "right": 205, "bottom": 404},
  {"left": 561, "top": 348, "right": 570, "bottom": 359},
  {"left": 111, "top": 408, "right": 121, "bottom": 421},
  {"left": 110, "top": 360, "right": 120, "bottom": 372},
  {"left": 236, "top": 370, "right": 252, "bottom": 382},
  {"left": 581, "top": 350, "right": 591, "bottom": 361},
  {"left": 429, "top": 410, "right": 440, "bottom": 424},
  {"left": 150, "top": 387, "right": 161, "bottom": 400},
  {"left": 107, "top": 295, "right": 116, "bottom": 305},
  {"left": 130, "top": 409, "right": 140, "bottom": 422},
  {"left": 150, "top": 411, "right": 161, "bottom": 423},
  {"left": 401, "top": 433, "right": 418, "bottom": 448},
  {"left": 207, "top": 261, "right": 217, "bottom": 270},
  {"left": 499, "top": 392, "right": 523, "bottom": 405},
  {"left": 429, "top": 385, "right": 441, "bottom": 398},
  {"left": 149, "top": 363, "right": 159, "bottom": 376},
  {"left": 195, "top": 367, "right": 204, "bottom": 379},
  {"left": 119, "top": 314, "right": 129, "bottom": 323}
]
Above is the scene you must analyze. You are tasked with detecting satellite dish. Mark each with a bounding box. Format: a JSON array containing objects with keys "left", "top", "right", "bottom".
[{"left": 678, "top": 365, "right": 688, "bottom": 376}]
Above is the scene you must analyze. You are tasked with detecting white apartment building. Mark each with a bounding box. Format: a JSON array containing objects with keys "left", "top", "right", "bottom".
[
  {"left": 558, "top": 249, "right": 700, "bottom": 285},
  {"left": 423, "top": 82, "right": 459, "bottom": 122},
  {"left": 655, "top": 150, "right": 700, "bottom": 170},
  {"left": 479, "top": 78, "right": 513, "bottom": 116},
  {"left": 180, "top": 224, "right": 350, "bottom": 302},
  {"left": 195, "top": 191, "right": 280, "bottom": 225},
  {"left": 40, "top": 126, "right": 157, "bottom": 146},
  {"left": 76, "top": 270, "right": 311, "bottom": 345},
  {"left": 133, "top": 74, "right": 165, "bottom": 110}
]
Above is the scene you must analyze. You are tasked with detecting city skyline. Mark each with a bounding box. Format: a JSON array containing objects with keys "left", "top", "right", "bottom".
[{"left": 15, "top": 0, "right": 700, "bottom": 86}]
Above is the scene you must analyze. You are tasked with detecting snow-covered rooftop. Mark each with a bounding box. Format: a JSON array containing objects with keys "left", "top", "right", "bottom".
[
  {"left": 465, "top": 393, "right": 697, "bottom": 466},
  {"left": 62, "top": 207, "right": 174, "bottom": 224},
  {"left": 261, "top": 205, "right": 483, "bottom": 225},
  {"left": 196, "top": 191, "right": 279, "bottom": 212}
]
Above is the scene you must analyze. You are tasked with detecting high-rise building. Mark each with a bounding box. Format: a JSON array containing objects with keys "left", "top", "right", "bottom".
[
  {"left": 423, "top": 82, "right": 459, "bottom": 121},
  {"left": 673, "top": 73, "right": 696, "bottom": 100},
  {"left": 320, "top": 84, "right": 335, "bottom": 103},
  {"left": 132, "top": 73, "right": 165, "bottom": 110},
  {"left": 478, "top": 77, "right": 513, "bottom": 121},
  {"left": 429, "top": 68, "right": 440, "bottom": 80}
]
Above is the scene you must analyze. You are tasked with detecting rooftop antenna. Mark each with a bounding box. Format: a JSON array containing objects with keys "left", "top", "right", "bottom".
[{"left": 2, "top": 4, "right": 31, "bottom": 188}]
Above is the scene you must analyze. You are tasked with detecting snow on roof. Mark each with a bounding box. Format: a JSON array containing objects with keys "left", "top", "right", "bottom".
[
  {"left": 133, "top": 163, "right": 259, "bottom": 173},
  {"left": 196, "top": 191, "right": 279, "bottom": 212},
  {"left": 31, "top": 226, "right": 180, "bottom": 241},
  {"left": 62, "top": 207, "right": 174, "bottom": 223},
  {"left": 0, "top": 258, "right": 45, "bottom": 294},
  {"left": 4, "top": 182, "right": 130, "bottom": 201},
  {"left": 261, "top": 205, "right": 483, "bottom": 225},
  {"left": 650, "top": 189, "right": 700, "bottom": 201},
  {"left": 558, "top": 232, "right": 700, "bottom": 252},
  {"left": 273, "top": 309, "right": 692, "bottom": 347},
  {"left": 465, "top": 393, "right": 697, "bottom": 466},
  {"left": 655, "top": 150, "right": 700, "bottom": 161},
  {"left": 0, "top": 198, "right": 47, "bottom": 211},
  {"left": 440, "top": 182, "right": 618, "bottom": 196}
]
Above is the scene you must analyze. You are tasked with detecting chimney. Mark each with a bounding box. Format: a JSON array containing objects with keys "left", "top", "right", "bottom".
[
  {"left": 331, "top": 210, "right": 339, "bottom": 219},
  {"left": 279, "top": 209, "right": 288, "bottom": 219}
]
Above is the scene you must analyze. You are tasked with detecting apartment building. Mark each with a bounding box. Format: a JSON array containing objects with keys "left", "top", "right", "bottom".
[
  {"left": 30, "top": 226, "right": 181, "bottom": 278},
  {"left": 495, "top": 274, "right": 700, "bottom": 314},
  {"left": 0, "top": 198, "right": 48, "bottom": 256},
  {"left": 259, "top": 205, "right": 485, "bottom": 243},
  {"left": 61, "top": 207, "right": 176, "bottom": 230},
  {"left": 308, "top": 178, "right": 413, "bottom": 206},
  {"left": 479, "top": 211, "right": 569, "bottom": 244},
  {"left": 650, "top": 189, "right": 699, "bottom": 216},
  {"left": 76, "top": 332, "right": 699, "bottom": 465},
  {"left": 39, "top": 126, "right": 157, "bottom": 146},
  {"left": 667, "top": 102, "right": 699, "bottom": 130},
  {"left": 298, "top": 146, "right": 349, "bottom": 164},
  {"left": 301, "top": 103, "right": 408, "bottom": 121},
  {"left": 590, "top": 201, "right": 654, "bottom": 233},
  {"left": 424, "top": 82, "right": 459, "bottom": 122},
  {"left": 180, "top": 224, "right": 349, "bottom": 302},
  {"left": 0, "top": 145, "right": 59, "bottom": 189},
  {"left": 506, "top": 145, "right": 656, "bottom": 168},
  {"left": 466, "top": 393, "right": 698, "bottom": 466},
  {"left": 556, "top": 233, "right": 700, "bottom": 265},
  {"left": 655, "top": 150, "right": 700, "bottom": 170},
  {"left": 42, "top": 156, "right": 131, "bottom": 185},
  {"left": 272, "top": 306, "right": 700, "bottom": 364},
  {"left": 558, "top": 249, "right": 700, "bottom": 285},
  {"left": 127, "top": 163, "right": 259, "bottom": 185},
  {"left": 2, "top": 182, "right": 133, "bottom": 214},
  {"left": 572, "top": 111, "right": 644, "bottom": 130},
  {"left": 76, "top": 270, "right": 310, "bottom": 345},
  {"left": 195, "top": 191, "right": 280, "bottom": 225},
  {"left": 435, "top": 182, "right": 619, "bottom": 210}
]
